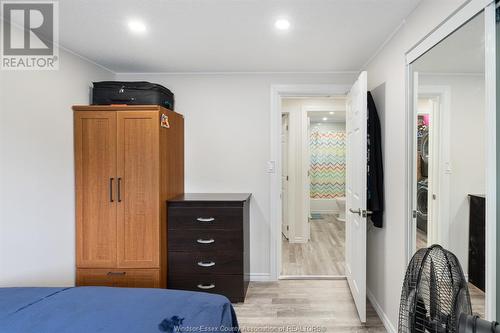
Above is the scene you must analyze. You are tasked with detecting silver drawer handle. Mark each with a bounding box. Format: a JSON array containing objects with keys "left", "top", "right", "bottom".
[
  {"left": 197, "top": 238, "right": 215, "bottom": 244},
  {"left": 197, "top": 283, "right": 215, "bottom": 290},
  {"left": 196, "top": 217, "right": 215, "bottom": 222},
  {"left": 197, "top": 261, "right": 216, "bottom": 267}
]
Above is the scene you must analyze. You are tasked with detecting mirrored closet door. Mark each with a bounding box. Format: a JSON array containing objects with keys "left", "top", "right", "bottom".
[{"left": 409, "top": 11, "right": 487, "bottom": 318}]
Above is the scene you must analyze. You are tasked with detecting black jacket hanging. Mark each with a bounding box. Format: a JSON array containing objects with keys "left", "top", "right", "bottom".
[{"left": 367, "top": 91, "right": 384, "bottom": 228}]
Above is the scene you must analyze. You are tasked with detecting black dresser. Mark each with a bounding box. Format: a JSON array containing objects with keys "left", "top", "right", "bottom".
[
  {"left": 468, "top": 194, "right": 485, "bottom": 292},
  {"left": 167, "top": 193, "right": 251, "bottom": 302}
]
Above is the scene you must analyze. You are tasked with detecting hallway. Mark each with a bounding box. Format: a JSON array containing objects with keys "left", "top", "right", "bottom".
[{"left": 281, "top": 214, "right": 345, "bottom": 276}]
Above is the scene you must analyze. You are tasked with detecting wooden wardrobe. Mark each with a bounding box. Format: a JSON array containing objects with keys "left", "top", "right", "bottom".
[{"left": 73, "top": 105, "right": 184, "bottom": 288}]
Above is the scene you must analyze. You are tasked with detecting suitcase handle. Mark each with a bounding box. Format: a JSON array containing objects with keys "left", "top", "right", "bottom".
[{"left": 110, "top": 97, "right": 136, "bottom": 103}]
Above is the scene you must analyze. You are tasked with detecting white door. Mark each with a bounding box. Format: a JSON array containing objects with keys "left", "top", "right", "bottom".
[
  {"left": 305, "top": 115, "right": 311, "bottom": 240},
  {"left": 345, "top": 71, "right": 368, "bottom": 323},
  {"left": 282, "top": 114, "right": 290, "bottom": 239}
]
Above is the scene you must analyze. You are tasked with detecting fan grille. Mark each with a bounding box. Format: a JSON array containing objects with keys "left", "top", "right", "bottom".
[{"left": 398, "top": 245, "right": 472, "bottom": 333}]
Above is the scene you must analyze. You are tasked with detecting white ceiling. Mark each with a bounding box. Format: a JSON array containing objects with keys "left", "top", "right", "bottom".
[
  {"left": 309, "top": 111, "right": 346, "bottom": 123},
  {"left": 412, "top": 12, "right": 485, "bottom": 74},
  {"left": 58, "top": 0, "right": 421, "bottom": 73}
]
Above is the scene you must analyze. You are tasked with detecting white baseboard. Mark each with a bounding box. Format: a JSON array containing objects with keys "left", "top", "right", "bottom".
[
  {"left": 279, "top": 275, "right": 346, "bottom": 280},
  {"left": 291, "top": 236, "right": 308, "bottom": 243},
  {"left": 311, "top": 209, "right": 337, "bottom": 214},
  {"left": 249, "top": 273, "right": 272, "bottom": 281},
  {"left": 367, "top": 288, "right": 396, "bottom": 333}
]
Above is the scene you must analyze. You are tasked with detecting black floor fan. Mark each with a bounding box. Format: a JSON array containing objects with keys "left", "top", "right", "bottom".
[{"left": 398, "top": 245, "right": 499, "bottom": 333}]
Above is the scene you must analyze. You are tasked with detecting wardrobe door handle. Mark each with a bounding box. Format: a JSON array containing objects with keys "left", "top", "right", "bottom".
[
  {"left": 196, "top": 238, "right": 215, "bottom": 244},
  {"left": 117, "top": 177, "right": 122, "bottom": 202},
  {"left": 107, "top": 271, "right": 126, "bottom": 276},
  {"left": 197, "top": 283, "right": 215, "bottom": 290},
  {"left": 197, "top": 261, "right": 216, "bottom": 267},
  {"left": 196, "top": 217, "right": 215, "bottom": 223},
  {"left": 109, "top": 178, "right": 114, "bottom": 202}
]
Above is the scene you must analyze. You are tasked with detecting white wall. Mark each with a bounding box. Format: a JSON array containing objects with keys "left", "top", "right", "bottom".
[
  {"left": 116, "top": 74, "right": 357, "bottom": 276},
  {"left": 364, "top": 0, "right": 466, "bottom": 330},
  {"left": 0, "top": 49, "right": 113, "bottom": 286},
  {"left": 419, "top": 74, "right": 485, "bottom": 274}
]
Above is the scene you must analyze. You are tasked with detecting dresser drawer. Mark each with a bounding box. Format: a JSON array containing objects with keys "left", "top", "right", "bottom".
[
  {"left": 168, "top": 207, "right": 242, "bottom": 230},
  {"left": 168, "top": 230, "right": 243, "bottom": 252},
  {"left": 168, "top": 274, "right": 244, "bottom": 298},
  {"left": 77, "top": 268, "right": 160, "bottom": 288},
  {"left": 169, "top": 251, "right": 243, "bottom": 275}
]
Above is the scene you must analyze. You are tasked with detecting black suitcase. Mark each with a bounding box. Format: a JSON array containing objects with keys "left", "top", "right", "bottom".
[{"left": 92, "top": 81, "right": 175, "bottom": 110}]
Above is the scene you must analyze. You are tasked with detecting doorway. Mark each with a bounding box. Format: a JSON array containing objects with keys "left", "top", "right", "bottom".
[
  {"left": 280, "top": 98, "right": 347, "bottom": 277},
  {"left": 270, "top": 74, "right": 369, "bottom": 323},
  {"left": 415, "top": 93, "right": 446, "bottom": 250}
]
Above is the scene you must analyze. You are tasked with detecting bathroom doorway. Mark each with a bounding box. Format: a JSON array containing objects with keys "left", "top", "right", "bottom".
[{"left": 280, "top": 97, "right": 347, "bottom": 277}]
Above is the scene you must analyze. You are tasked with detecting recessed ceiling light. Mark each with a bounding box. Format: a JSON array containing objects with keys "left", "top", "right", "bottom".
[
  {"left": 275, "top": 19, "right": 290, "bottom": 31},
  {"left": 329, "top": 112, "right": 335, "bottom": 115},
  {"left": 128, "top": 20, "right": 147, "bottom": 34},
  {"left": 322, "top": 117, "right": 328, "bottom": 121}
]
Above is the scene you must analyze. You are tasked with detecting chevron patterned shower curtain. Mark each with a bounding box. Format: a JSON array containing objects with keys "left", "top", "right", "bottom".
[{"left": 310, "top": 126, "right": 346, "bottom": 198}]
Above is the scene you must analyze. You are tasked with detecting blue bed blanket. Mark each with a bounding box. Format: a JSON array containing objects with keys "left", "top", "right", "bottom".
[{"left": 0, "top": 287, "right": 239, "bottom": 333}]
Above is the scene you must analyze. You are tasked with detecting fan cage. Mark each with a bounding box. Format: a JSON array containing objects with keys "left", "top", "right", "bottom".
[{"left": 398, "top": 245, "right": 472, "bottom": 333}]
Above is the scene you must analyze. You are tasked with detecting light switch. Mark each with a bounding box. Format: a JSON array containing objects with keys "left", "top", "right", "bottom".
[
  {"left": 444, "top": 162, "right": 452, "bottom": 174},
  {"left": 267, "top": 160, "right": 276, "bottom": 173}
]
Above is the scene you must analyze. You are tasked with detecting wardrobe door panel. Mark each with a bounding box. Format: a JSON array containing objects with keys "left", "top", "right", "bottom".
[
  {"left": 75, "top": 111, "right": 117, "bottom": 268},
  {"left": 117, "top": 112, "right": 160, "bottom": 268}
]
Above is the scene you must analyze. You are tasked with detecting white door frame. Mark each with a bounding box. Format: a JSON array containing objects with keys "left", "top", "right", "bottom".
[
  {"left": 270, "top": 84, "right": 351, "bottom": 280},
  {"left": 417, "top": 85, "right": 451, "bottom": 248},
  {"left": 405, "top": 0, "right": 497, "bottom": 320}
]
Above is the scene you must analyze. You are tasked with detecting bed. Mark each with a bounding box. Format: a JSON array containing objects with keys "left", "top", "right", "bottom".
[{"left": 0, "top": 287, "right": 239, "bottom": 333}]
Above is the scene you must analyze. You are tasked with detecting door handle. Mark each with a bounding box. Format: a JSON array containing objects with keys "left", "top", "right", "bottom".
[
  {"left": 349, "top": 208, "right": 361, "bottom": 215},
  {"left": 349, "top": 208, "right": 373, "bottom": 217},
  {"left": 196, "top": 238, "right": 215, "bottom": 244},
  {"left": 109, "top": 178, "right": 114, "bottom": 202},
  {"left": 117, "top": 177, "right": 122, "bottom": 202},
  {"left": 196, "top": 217, "right": 215, "bottom": 223},
  {"left": 197, "top": 283, "right": 215, "bottom": 290},
  {"left": 363, "top": 210, "right": 373, "bottom": 217},
  {"left": 107, "top": 271, "right": 126, "bottom": 276},
  {"left": 197, "top": 261, "right": 216, "bottom": 267}
]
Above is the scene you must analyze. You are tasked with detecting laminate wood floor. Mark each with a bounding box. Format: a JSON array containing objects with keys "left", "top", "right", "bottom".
[
  {"left": 469, "top": 282, "right": 485, "bottom": 318},
  {"left": 281, "top": 214, "right": 345, "bottom": 276},
  {"left": 416, "top": 228, "right": 427, "bottom": 250},
  {"left": 233, "top": 280, "right": 386, "bottom": 332},
  {"left": 415, "top": 228, "right": 485, "bottom": 318}
]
